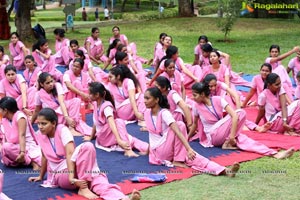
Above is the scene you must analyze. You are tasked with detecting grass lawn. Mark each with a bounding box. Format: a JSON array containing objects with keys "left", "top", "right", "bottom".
[{"left": 2, "top": 16, "right": 300, "bottom": 199}]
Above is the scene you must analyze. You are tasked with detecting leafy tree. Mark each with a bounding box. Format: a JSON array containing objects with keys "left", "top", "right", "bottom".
[{"left": 217, "top": 0, "right": 243, "bottom": 41}]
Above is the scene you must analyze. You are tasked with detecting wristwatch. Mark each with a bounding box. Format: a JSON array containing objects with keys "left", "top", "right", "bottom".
[
  {"left": 70, "top": 179, "right": 76, "bottom": 185},
  {"left": 282, "top": 118, "right": 287, "bottom": 122}
]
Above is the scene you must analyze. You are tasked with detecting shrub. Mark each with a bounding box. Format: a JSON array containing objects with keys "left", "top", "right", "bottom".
[{"left": 122, "top": 7, "right": 178, "bottom": 21}]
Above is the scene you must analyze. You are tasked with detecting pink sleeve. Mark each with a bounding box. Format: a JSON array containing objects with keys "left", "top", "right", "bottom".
[
  {"left": 63, "top": 73, "right": 71, "bottom": 83},
  {"left": 193, "top": 106, "right": 199, "bottom": 117},
  {"left": 221, "top": 98, "right": 229, "bottom": 109},
  {"left": 251, "top": 76, "right": 258, "bottom": 88},
  {"left": 194, "top": 45, "right": 199, "bottom": 55},
  {"left": 103, "top": 106, "right": 114, "bottom": 118},
  {"left": 55, "top": 83, "right": 65, "bottom": 95},
  {"left": 162, "top": 110, "right": 175, "bottom": 126},
  {"left": 288, "top": 58, "right": 295, "bottom": 69},
  {"left": 219, "top": 81, "right": 228, "bottom": 91},
  {"left": 0, "top": 81, "right": 5, "bottom": 94},
  {"left": 17, "top": 74, "right": 26, "bottom": 84},
  {"left": 279, "top": 86, "right": 286, "bottom": 95},
  {"left": 35, "top": 92, "right": 42, "bottom": 106},
  {"left": 127, "top": 79, "right": 136, "bottom": 91},
  {"left": 265, "top": 57, "right": 272, "bottom": 64},
  {"left": 258, "top": 93, "right": 266, "bottom": 106},
  {"left": 17, "top": 41, "right": 25, "bottom": 49},
  {"left": 61, "top": 126, "right": 74, "bottom": 146},
  {"left": 295, "top": 86, "right": 300, "bottom": 99},
  {"left": 159, "top": 60, "right": 166, "bottom": 71},
  {"left": 172, "top": 92, "right": 182, "bottom": 104},
  {"left": 225, "top": 68, "right": 230, "bottom": 76}
]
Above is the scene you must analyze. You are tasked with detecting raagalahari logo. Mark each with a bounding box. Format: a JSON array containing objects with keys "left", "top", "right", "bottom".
[{"left": 241, "top": 0, "right": 299, "bottom": 15}]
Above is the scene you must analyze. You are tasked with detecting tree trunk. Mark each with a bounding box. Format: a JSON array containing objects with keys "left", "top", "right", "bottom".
[
  {"left": 43, "top": 0, "right": 46, "bottom": 10},
  {"left": 15, "top": 0, "right": 34, "bottom": 41},
  {"left": 121, "top": 0, "right": 127, "bottom": 12},
  {"left": 178, "top": 0, "right": 193, "bottom": 17},
  {"left": 59, "top": 0, "right": 63, "bottom": 7}
]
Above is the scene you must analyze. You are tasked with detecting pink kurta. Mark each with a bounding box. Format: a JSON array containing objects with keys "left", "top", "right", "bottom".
[
  {"left": 85, "top": 36, "right": 108, "bottom": 63},
  {"left": 32, "top": 50, "right": 62, "bottom": 82},
  {"left": 63, "top": 70, "right": 91, "bottom": 100},
  {"left": 1, "top": 111, "right": 41, "bottom": 167},
  {"left": 161, "top": 70, "right": 183, "bottom": 96},
  {"left": 258, "top": 88, "right": 300, "bottom": 133},
  {"left": 0, "top": 74, "right": 26, "bottom": 110},
  {"left": 36, "top": 125, "right": 126, "bottom": 199},
  {"left": 288, "top": 57, "right": 300, "bottom": 83},
  {"left": 108, "top": 78, "right": 146, "bottom": 121},
  {"left": 193, "top": 96, "right": 277, "bottom": 156},
  {"left": 9, "top": 41, "right": 29, "bottom": 70},
  {"left": 92, "top": 101, "right": 148, "bottom": 152},
  {"left": 265, "top": 57, "right": 294, "bottom": 100},
  {"left": 109, "top": 34, "right": 128, "bottom": 45},
  {"left": 144, "top": 108, "right": 225, "bottom": 175},
  {"left": 35, "top": 83, "right": 92, "bottom": 136}
]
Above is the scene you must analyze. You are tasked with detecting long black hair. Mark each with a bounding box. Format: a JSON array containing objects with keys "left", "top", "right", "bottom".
[
  {"left": 156, "top": 45, "right": 178, "bottom": 72},
  {"left": 192, "top": 82, "right": 210, "bottom": 97},
  {"left": 89, "top": 82, "right": 115, "bottom": 107},
  {"left": 156, "top": 76, "right": 172, "bottom": 91},
  {"left": 107, "top": 38, "right": 120, "bottom": 57},
  {"left": 0, "top": 97, "right": 19, "bottom": 113},
  {"left": 38, "top": 72, "right": 58, "bottom": 97},
  {"left": 38, "top": 108, "right": 58, "bottom": 125},
  {"left": 146, "top": 87, "right": 170, "bottom": 109},
  {"left": 264, "top": 73, "right": 280, "bottom": 89},
  {"left": 109, "top": 64, "right": 141, "bottom": 89}
]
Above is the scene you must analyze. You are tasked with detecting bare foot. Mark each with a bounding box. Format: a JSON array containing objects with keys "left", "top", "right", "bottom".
[
  {"left": 138, "top": 150, "right": 149, "bottom": 156},
  {"left": 139, "top": 126, "right": 148, "bottom": 132},
  {"left": 69, "top": 128, "right": 82, "bottom": 136},
  {"left": 225, "top": 162, "right": 240, "bottom": 177},
  {"left": 238, "top": 72, "right": 244, "bottom": 76},
  {"left": 256, "top": 122, "right": 272, "bottom": 133},
  {"left": 273, "top": 147, "right": 295, "bottom": 159},
  {"left": 31, "top": 161, "right": 40, "bottom": 171},
  {"left": 130, "top": 189, "right": 141, "bottom": 200},
  {"left": 124, "top": 150, "right": 139, "bottom": 157},
  {"left": 78, "top": 188, "right": 99, "bottom": 199},
  {"left": 137, "top": 120, "right": 146, "bottom": 127},
  {"left": 284, "top": 130, "right": 300, "bottom": 136},
  {"left": 172, "top": 161, "right": 188, "bottom": 168},
  {"left": 222, "top": 140, "right": 238, "bottom": 150}
]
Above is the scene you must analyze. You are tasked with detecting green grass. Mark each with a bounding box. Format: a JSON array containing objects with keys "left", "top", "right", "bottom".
[
  {"left": 2, "top": 14, "right": 300, "bottom": 200},
  {"left": 140, "top": 152, "right": 300, "bottom": 200}
]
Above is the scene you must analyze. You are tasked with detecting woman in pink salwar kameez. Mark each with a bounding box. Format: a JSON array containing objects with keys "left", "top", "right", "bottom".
[
  {"left": 193, "top": 35, "right": 209, "bottom": 66},
  {"left": 28, "top": 108, "right": 140, "bottom": 200},
  {"left": 155, "top": 76, "right": 192, "bottom": 126},
  {"left": 203, "top": 73, "right": 271, "bottom": 133},
  {"left": 85, "top": 27, "right": 107, "bottom": 65},
  {"left": 84, "top": 82, "right": 149, "bottom": 157},
  {"left": 149, "top": 45, "right": 201, "bottom": 88},
  {"left": 103, "top": 39, "right": 122, "bottom": 70},
  {"left": 0, "top": 46, "right": 10, "bottom": 80},
  {"left": 63, "top": 58, "right": 91, "bottom": 101},
  {"left": 53, "top": 28, "right": 70, "bottom": 66},
  {"left": 152, "top": 33, "right": 167, "bottom": 68},
  {"left": 188, "top": 82, "right": 294, "bottom": 159},
  {"left": 109, "top": 26, "right": 129, "bottom": 46},
  {"left": 160, "top": 58, "right": 185, "bottom": 98},
  {"left": 115, "top": 50, "right": 147, "bottom": 93},
  {"left": 0, "top": 169, "right": 11, "bottom": 200},
  {"left": 144, "top": 87, "right": 240, "bottom": 176},
  {"left": 30, "top": 72, "right": 92, "bottom": 136},
  {"left": 242, "top": 63, "right": 272, "bottom": 108},
  {"left": 256, "top": 73, "right": 300, "bottom": 135},
  {"left": 265, "top": 45, "right": 299, "bottom": 101},
  {"left": 108, "top": 65, "right": 146, "bottom": 124},
  {"left": 0, "top": 65, "right": 31, "bottom": 116},
  {"left": 9, "top": 32, "right": 29, "bottom": 70},
  {"left": 0, "top": 97, "right": 41, "bottom": 170},
  {"left": 23, "top": 55, "right": 41, "bottom": 111},
  {"left": 32, "top": 38, "right": 62, "bottom": 82}
]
